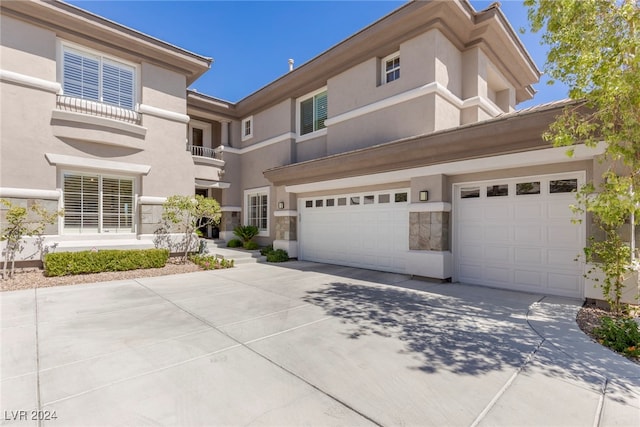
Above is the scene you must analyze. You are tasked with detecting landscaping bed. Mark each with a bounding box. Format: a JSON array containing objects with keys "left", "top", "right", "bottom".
[{"left": 1, "top": 257, "right": 201, "bottom": 292}]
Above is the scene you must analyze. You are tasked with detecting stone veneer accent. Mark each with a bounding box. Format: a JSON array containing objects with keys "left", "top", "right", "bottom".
[
  {"left": 409, "top": 211, "right": 450, "bottom": 251},
  {"left": 0, "top": 197, "right": 60, "bottom": 235},
  {"left": 220, "top": 211, "right": 241, "bottom": 234},
  {"left": 275, "top": 215, "right": 297, "bottom": 241}
]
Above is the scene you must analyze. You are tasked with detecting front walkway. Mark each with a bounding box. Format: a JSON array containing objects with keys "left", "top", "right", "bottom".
[{"left": 1, "top": 261, "right": 638, "bottom": 426}]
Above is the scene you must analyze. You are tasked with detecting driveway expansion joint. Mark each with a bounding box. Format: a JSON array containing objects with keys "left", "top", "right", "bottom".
[{"left": 132, "top": 278, "right": 385, "bottom": 427}]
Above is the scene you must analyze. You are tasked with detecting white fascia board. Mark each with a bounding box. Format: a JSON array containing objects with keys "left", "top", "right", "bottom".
[
  {"left": 45, "top": 153, "right": 151, "bottom": 175},
  {"left": 285, "top": 142, "right": 606, "bottom": 194},
  {"left": 224, "top": 132, "right": 295, "bottom": 155}
]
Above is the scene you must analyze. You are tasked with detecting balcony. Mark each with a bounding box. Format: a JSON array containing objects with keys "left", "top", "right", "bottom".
[
  {"left": 188, "top": 144, "right": 218, "bottom": 159},
  {"left": 56, "top": 95, "right": 142, "bottom": 125}
]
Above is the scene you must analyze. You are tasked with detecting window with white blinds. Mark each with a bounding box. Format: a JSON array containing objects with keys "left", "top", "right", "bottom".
[
  {"left": 299, "top": 90, "right": 327, "bottom": 136},
  {"left": 63, "top": 173, "right": 134, "bottom": 233},
  {"left": 62, "top": 47, "right": 135, "bottom": 110}
]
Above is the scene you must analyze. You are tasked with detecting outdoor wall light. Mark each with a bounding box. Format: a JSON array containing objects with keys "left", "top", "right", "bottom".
[
  {"left": 419, "top": 190, "right": 429, "bottom": 202},
  {"left": 278, "top": 201, "right": 285, "bottom": 209}
]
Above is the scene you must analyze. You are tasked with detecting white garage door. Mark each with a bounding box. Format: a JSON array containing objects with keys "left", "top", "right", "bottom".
[
  {"left": 299, "top": 189, "right": 409, "bottom": 273},
  {"left": 454, "top": 173, "right": 585, "bottom": 298}
]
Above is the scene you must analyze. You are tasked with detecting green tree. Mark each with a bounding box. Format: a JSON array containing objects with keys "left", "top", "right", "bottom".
[
  {"left": 1, "top": 199, "right": 63, "bottom": 279},
  {"left": 161, "top": 195, "right": 222, "bottom": 261},
  {"left": 526, "top": 0, "right": 640, "bottom": 313}
]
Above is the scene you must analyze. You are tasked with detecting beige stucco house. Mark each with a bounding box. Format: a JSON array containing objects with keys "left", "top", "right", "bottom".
[{"left": 2, "top": 0, "right": 626, "bottom": 300}]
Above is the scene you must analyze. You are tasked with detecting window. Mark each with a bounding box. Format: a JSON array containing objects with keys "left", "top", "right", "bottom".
[
  {"left": 338, "top": 197, "right": 347, "bottom": 206},
  {"left": 487, "top": 184, "right": 508, "bottom": 197},
  {"left": 460, "top": 187, "right": 480, "bottom": 199},
  {"left": 350, "top": 196, "right": 360, "bottom": 205},
  {"left": 245, "top": 188, "right": 269, "bottom": 233},
  {"left": 305, "top": 200, "right": 313, "bottom": 208},
  {"left": 315, "top": 199, "right": 323, "bottom": 207},
  {"left": 516, "top": 182, "right": 540, "bottom": 195},
  {"left": 241, "top": 116, "right": 253, "bottom": 141},
  {"left": 394, "top": 192, "right": 408, "bottom": 203},
  {"left": 364, "top": 195, "right": 375, "bottom": 205},
  {"left": 326, "top": 199, "right": 335, "bottom": 207},
  {"left": 63, "top": 173, "right": 133, "bottom": 233},
  {"left": 379, "top": 194, "right": 390, "bottom": 204},
  {"left": 550, "top": 179, "right": 578, "bottom": 194},
  {"left": 382, "top": 52, "right": 400, "bottom": 84},
  {"left": 299, "top": 89, "right": 327, "bottom": 136},
  {"left": 62, "top": 46, "right": 135, "bottom": 110}
]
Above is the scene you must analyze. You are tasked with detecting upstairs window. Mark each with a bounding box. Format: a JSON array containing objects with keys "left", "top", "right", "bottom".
[
  {"left": 382, "top": 52, "right": 400, "bottom": 84},
  {"left": 62, "top": 46, "right": 135, "bottom": 110},
  {"left": 241, "top": 116, "right": 253, "bottom": 141},
  {"left": 299, "top": 89, "right": 327, "bottom": 136}
]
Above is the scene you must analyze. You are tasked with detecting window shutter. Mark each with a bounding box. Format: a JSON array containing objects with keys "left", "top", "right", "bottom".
[
  {"left": 102, "top": 60, "right": 135, "bottom": 110},
  {"left": 300, "top": 98, "right": 314, "bottom": 135},
  {"left": 63, "top": 50, "right": 99, "bottom": 101},
  {"left": 315, "top": 92, "right": 327, "bottom": 131}
]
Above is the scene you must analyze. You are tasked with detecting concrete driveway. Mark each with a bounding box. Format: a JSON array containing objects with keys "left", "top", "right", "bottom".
[{"left": 2, "top": 261, "right": 639, "bottom": 426}]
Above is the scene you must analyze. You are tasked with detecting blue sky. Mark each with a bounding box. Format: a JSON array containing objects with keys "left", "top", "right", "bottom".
[{"left": 65, "top": 0, "right": 568, "bottom": 109}]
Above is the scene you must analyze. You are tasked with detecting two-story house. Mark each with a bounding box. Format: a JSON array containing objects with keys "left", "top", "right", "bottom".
[{"left": 1, "top": 0, "right": 615, "bottom": 300}]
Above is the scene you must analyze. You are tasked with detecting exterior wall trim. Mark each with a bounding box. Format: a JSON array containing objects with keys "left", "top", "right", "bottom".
[
  {"left": 408, "top": 202, "right": 452, "bottom": 212},
  {"left": 0, "top": 187, "right": 61, "bottom": 200},
  {"left": 224, "top": 132, "right": 295, "bottom": 154},
  {"left": 0, "top": 69, "right": 61, "bottom": 93},
  {"left": 284, "top": 142, "right": 606, "bottom": 194},
  {"left": 51, "top": 109, "right": 147, "bottom": 137},
  {"left": 138, "top": 104, "right": 190, "bottom": 124},
  {"left": 137, "top": 196, "right": 167, "bottom": 205},
  {"left": 220, "top": 206, "right": 242, "bottom": 212},
  {"left": 274, "top": 210, "right": 298, "bottom": 217},
  {"left": 45, "top": 153, "right": 152, "bottom": 175}
]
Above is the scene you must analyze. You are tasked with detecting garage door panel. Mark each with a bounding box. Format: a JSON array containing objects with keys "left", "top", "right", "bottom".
[
  {"left": 300, "top": 191, "right": 408, "bottom": 274},
  {"left": 455, "top": 174, "right": 584, "bottom": 298},
  {"left": 514, "top": 226, "right": 544, "bottom": 244},
  {"left": 514, "top": 247, "right": 543, "bottom": 265},
  {"left": 514, "top": 270, "right": 543, "bottom": 287}
]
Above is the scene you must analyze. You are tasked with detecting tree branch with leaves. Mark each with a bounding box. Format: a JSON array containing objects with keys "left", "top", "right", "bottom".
[{"left": 526, "top": 0, "right": 640, "bottom": 312}]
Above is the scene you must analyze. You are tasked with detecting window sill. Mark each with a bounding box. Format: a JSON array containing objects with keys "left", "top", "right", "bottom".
[
  {"left": 296, "top": 128, "right": 327, "bottom": 143},
  {"left": 51, "top": 109, "right": 147, "bottom": 149}
]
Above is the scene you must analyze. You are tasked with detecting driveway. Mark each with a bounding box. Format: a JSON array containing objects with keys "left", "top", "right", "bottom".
[{"left": 1, "top": 261, "right": 639, "bottom": 426}]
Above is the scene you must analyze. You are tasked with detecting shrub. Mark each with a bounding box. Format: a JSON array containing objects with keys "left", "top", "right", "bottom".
[
  {"left": 189, "top": 254, "right": 234, "bottom": 270},
  {"left": 260, "top": 245, "right": 273, "bottom": 256},
  {"left": 233, "top": 225, "right": 259, "bottom": 243},
  {"left": 593, "top": 316, "right": 640, "bottom": 359},
  {"left": 227, "top": 239, "right": 243, "bottom": 248},
  {"left": 44, "top": 248, "right": 169, "bottom": 277},
  {"left": 243, "top": 241, "right": 259, "bottom": 250},
  {"left": 266, "top": 249, "right": 289, "bottom": 263}
]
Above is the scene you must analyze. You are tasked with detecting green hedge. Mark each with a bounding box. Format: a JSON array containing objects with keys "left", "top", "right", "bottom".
[{"left": 44, "top": 248, "right": 169, "bottom": 277}]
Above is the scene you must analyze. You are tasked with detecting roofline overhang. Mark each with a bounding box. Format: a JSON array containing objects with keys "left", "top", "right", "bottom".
[
  {"left": 232, "top": 0, "right": 540, "bottom": 116},
  {"left": 1, "top": 0, "right": 212, "bottom": 85},
  {"left": 263, "top": 99, "right": 586, "bottom": 187}
]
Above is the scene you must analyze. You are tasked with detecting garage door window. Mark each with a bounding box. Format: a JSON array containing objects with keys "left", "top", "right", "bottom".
[
  {"left": 487, "top": 184, "right": 508, "bottom": 197},
  {"left": 516, "top": 182, "right": 541, "bottom": 195},
  {"left": 550, "top": 179, "right": 578, "bottom": 193},
  {"left": 395, "top": 192, "right": 408, "bottom": 202}
]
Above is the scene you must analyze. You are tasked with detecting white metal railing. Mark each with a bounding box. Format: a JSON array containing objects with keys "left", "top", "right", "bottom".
[
  {"left": 187, "top": 144, "right": 217, "bottom": 159},
  {"left": 56, "top": 95, "right": 141, "bottom": 125}
]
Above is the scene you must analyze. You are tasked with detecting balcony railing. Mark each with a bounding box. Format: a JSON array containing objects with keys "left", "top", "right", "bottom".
[
  {"left": 56, "top": 95, "right": 141, "bottom": 125},
  {"left": 188, "top": 144, "right": 218, "bottom": 159}
]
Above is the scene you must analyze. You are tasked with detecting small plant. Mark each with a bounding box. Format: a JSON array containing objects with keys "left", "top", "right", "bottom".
[
  {"left": 1, "top": 199, "right": 63, "bottom": 279},
  {"left": 243, "top": 241, "right": 259, "bottom": 250},
  {"left": 227, "top": 239, "right": 243, "bottom": 248},
  {"left": 44, "top": 249, "right": 169, "bottom": 277},
  {"left": 233, "top": 225, "right": 259, "bottom": 245},
  {"left": 593, "top": 316, "right": 640, "bottom": 359},
  {"left": 260, "top": 245, "right": 273, "bottom": 256},
  {"left": 189, "top": 254, "right": 234, "bottom": 270},
  {"left": 266, "top": 248, "right": 289, "bottom": 263}
]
